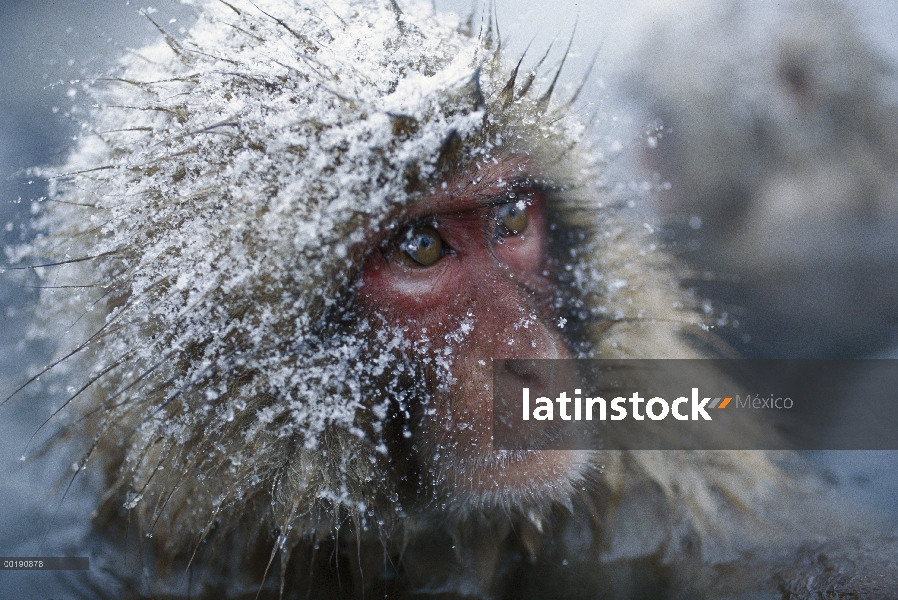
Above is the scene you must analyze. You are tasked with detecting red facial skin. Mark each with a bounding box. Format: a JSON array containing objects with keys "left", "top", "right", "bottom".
[{"left": 359, "top": 157, "right": 585, "bottom": 504}]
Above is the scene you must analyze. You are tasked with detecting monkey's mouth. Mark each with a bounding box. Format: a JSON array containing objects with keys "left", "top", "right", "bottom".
[
  {"left": 438, "top": 448, "right": 590, "bottom": 505},
  {"left": 417, "top": 349, "right": 589, "bottom": 504}
]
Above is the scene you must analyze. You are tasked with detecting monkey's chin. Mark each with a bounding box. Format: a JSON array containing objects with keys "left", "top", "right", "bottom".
[{"left": 441, "top": 449, "right": 591, "bottom": 510}]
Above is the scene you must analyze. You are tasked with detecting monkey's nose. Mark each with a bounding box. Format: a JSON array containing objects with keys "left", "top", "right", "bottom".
[{"left": 488, "top": 301, "right": 572, "bottom": 362}]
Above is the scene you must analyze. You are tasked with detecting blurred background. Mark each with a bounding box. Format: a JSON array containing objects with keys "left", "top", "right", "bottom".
[{"left": 1, "top": 0, "right": 897, "bottom": 594}]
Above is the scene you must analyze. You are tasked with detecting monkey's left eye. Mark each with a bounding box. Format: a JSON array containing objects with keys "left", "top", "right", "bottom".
[{"left": 496, "top": 202, "right": 529, "bottom": 237}]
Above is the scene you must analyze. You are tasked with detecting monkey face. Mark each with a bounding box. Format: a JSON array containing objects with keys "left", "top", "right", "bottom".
[{"left": 356, "top": 155, "right": 586, "bottom": 505}]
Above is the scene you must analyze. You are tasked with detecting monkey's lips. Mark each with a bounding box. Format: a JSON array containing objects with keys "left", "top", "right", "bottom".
[{"left": 440, "top": 448, "right": 590, "bottom": 504}]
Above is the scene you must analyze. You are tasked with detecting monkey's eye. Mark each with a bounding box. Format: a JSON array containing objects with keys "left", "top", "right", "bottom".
[
  {"left": 397, "top": 225, "right": 445, "bottom": 267},
  {"left": 496, "top": 201, "right": 529, "bottom": 237}
]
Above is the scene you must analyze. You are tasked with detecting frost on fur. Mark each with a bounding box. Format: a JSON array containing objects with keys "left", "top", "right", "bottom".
[{"left": 11, "top": 0, "right": 603, "bottom": 563}]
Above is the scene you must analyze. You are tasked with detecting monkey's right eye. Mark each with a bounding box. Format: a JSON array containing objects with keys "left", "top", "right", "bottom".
[{"left": 396, "top": 225, "right": 445, "bottom": 267}]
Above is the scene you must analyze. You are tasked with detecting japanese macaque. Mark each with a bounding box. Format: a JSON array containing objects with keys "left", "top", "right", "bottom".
[
  {"left": 627, "top": 0, "right": 898, "bottom": 358},
  {"left": 9, "top": 0, "right": 897, "bottom": 598}
]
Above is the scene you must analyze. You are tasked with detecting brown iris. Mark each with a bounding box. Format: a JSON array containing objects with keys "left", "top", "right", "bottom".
[
  {"left": 497, "top": 202, "right": 528, "bottom": 236},
  {"left": 398, "top": 225, "right": 444, "bottom": 266}
]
